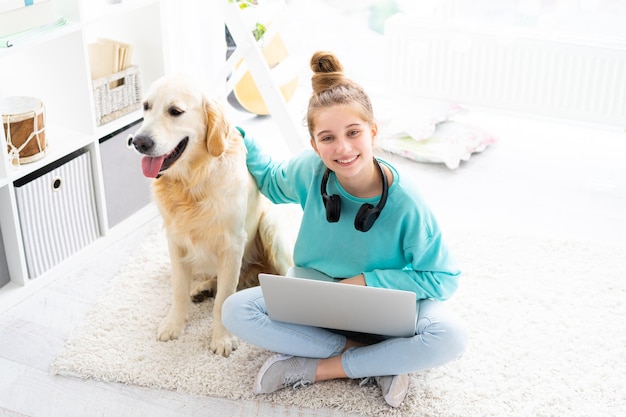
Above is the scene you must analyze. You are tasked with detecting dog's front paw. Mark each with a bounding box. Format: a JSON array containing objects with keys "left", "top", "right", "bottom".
[
  {"left": 211, "top": 333, "right": 239, "bottom": 357},
  {"left": 157, "top": 316, "right": 185, "bottom": 341}
]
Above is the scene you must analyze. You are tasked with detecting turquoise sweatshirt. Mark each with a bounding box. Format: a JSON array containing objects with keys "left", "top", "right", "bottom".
[{"left": 243, "top": 132, "right": 461, "bottom": 301}]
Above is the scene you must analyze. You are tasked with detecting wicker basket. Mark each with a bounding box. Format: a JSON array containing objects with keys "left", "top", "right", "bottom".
[{"left": 93, "top": 65, "right": 142, "bottom": 126}]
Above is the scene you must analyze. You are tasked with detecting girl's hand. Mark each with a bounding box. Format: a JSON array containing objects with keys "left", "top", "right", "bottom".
[{"left": 339, "top": 274, "right": 366, "bottom": 286}]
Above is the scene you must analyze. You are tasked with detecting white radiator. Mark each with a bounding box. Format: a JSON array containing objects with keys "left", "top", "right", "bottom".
[{"left": 384, "top": 14, "right": 626, "bottom": 127}]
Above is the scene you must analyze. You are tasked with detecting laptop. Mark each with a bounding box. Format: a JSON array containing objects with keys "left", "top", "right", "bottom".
[{"left": 258, "top": 267, "right": 417, "bottom": 337}]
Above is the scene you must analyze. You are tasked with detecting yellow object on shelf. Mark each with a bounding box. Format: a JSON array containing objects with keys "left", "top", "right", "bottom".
[{"left": 232, "top": 33, "right": 298, "bottom": 116}]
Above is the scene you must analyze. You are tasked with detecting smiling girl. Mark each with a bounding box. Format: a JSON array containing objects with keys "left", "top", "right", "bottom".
[{"left": 222, "top": 51, "right": 467, "bottom": 408}]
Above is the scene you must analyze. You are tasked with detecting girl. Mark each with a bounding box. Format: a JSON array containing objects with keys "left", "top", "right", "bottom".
[{"left": 222, "top": 51, "right": 467, "bottom": 408}]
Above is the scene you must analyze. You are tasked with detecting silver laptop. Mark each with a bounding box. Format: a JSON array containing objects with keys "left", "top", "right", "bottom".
[{"left": 258, "top": 267, "right": 417, "bottom": 337}]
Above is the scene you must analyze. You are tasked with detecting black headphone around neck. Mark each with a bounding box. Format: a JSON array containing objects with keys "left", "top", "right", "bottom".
[{"left": 320, "top": 158, "right": 389, "bottom": 232}]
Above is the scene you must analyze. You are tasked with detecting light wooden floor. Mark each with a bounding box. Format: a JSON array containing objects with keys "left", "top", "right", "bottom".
[{"left": 0, "top": 108, "right": 624, "bottom": 417}]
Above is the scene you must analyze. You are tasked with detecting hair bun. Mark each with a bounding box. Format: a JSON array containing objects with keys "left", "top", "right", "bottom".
[
  {"left": 310, "top": 51, "right": 345, "bottom": 94},
  {"left": 311, "top": 51, "right": 344, "bottom": 74},
  {"left": 305, "top": 51, "right": 374, "bottom": 138}
]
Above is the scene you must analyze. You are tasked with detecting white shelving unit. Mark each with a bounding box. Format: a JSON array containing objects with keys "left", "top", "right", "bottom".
[{"left": 0, "top": 0, "right": 171, "bottom": 298}]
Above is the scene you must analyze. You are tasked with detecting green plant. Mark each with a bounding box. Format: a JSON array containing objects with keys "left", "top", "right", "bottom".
[
  {"left": 251, "top": 22, "right": 266, "bottom": 41},
  {"left": 229, "top": 0, "right": 257, "bottom": 9},
  {"left": 228, "top": 0, "right": 266, "bottom": 41}
]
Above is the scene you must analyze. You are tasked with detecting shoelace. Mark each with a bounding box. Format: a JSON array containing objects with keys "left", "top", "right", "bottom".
[
  {"left": 359, "top": 376, "right": 374, "bottom": 387},
  {"left": 284, "top": 375, "right": 312, "bottom": 390}
]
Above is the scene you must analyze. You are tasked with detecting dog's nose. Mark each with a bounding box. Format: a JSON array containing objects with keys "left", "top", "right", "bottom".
[{"left": 132, "top": 134, "right": 154, "bottom": 154}]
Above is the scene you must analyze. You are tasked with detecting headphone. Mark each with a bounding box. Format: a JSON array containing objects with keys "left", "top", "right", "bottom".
[{"left": 320, "top": 158, "right": 388, "bottom": 232}]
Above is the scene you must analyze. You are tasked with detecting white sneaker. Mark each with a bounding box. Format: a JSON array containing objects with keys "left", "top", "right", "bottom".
[
  {"left": 361, "top": 374, "right": 410, "bottom": 407},
  {"left": 253, "top": 354, "right": 319, "bottom": 394}
]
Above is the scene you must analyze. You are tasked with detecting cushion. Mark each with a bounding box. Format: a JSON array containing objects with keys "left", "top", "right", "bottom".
[
  {"left": 378, "top": 120, "right": 496, "bottom": 169},
  {"left": 375, "top": 97, "right": 465, "bottom": 141}
]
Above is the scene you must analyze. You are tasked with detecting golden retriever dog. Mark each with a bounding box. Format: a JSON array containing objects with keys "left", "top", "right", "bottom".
[{"left": 131, "top": 74, "right": 293, "bottom": 357}]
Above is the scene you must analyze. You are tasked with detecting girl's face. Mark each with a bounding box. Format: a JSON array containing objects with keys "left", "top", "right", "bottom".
[{"left": 310, "top": 104, "right": 378, "bottom": 183}]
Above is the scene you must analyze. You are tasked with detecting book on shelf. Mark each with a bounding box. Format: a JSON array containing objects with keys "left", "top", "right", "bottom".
[{"left": 88, "top": 38, "right": 134, "bottom": 81}]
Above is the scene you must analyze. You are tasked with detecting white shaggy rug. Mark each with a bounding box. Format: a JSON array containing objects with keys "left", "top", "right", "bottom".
[{"left": 52, "top": 221, "right": 626, "bottom": 417}]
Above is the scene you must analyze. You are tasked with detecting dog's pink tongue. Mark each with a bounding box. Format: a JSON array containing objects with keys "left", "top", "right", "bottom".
[{"left": 141, "top": 156, "right": 165, "bottom": 178}]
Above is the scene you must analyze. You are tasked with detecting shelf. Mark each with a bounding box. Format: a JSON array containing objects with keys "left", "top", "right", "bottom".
[
  {"left": 94, "top": 108, "right": 143, "bottom": 140},
  {"left": 0, "top": 0, "right": 174, "bottom": 295},
  {"left": 3, "top": 125, "right": 93, "bottom": 183},
  {"left": 0, "top": 20, "right": 81, "bottom": 55}
]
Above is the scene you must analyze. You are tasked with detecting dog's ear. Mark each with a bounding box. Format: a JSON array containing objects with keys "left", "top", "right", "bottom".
[{"left": 204, "top": 98, "right": 227, "bottom": 157}]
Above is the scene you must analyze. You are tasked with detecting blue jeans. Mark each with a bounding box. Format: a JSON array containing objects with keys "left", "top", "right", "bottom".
[{"left": 222, "top": 286, "right": 468, "bottom": 378}]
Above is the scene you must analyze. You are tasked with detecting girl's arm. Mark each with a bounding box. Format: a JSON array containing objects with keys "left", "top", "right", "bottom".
[
  {"left": 364, "top": 231, "right": 460, "bottom": 301},
  {"left": 241, "top": 130, "right": 303, "bottom": 204}
]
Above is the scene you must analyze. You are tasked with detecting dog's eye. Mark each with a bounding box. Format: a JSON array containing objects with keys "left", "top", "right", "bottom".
[
  {"left": 143, "top": 102, "right": 150, "bottom": 111},
  {"left": 169, "top": 107, "right": 184, "bottom": 116}
]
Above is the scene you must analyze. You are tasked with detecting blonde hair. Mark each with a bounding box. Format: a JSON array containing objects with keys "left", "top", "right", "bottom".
[{"left": 306, "top": 51, "right": 374, "bottom": 138}]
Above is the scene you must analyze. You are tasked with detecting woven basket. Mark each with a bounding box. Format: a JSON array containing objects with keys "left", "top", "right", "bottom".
[{"left": 93, "top": 65, "right": 142, "bottom": 126}]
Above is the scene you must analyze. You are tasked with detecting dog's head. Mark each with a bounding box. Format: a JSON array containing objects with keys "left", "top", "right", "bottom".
[{"left": 131, "top": 74, "right": 230, "bottom": 178}]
